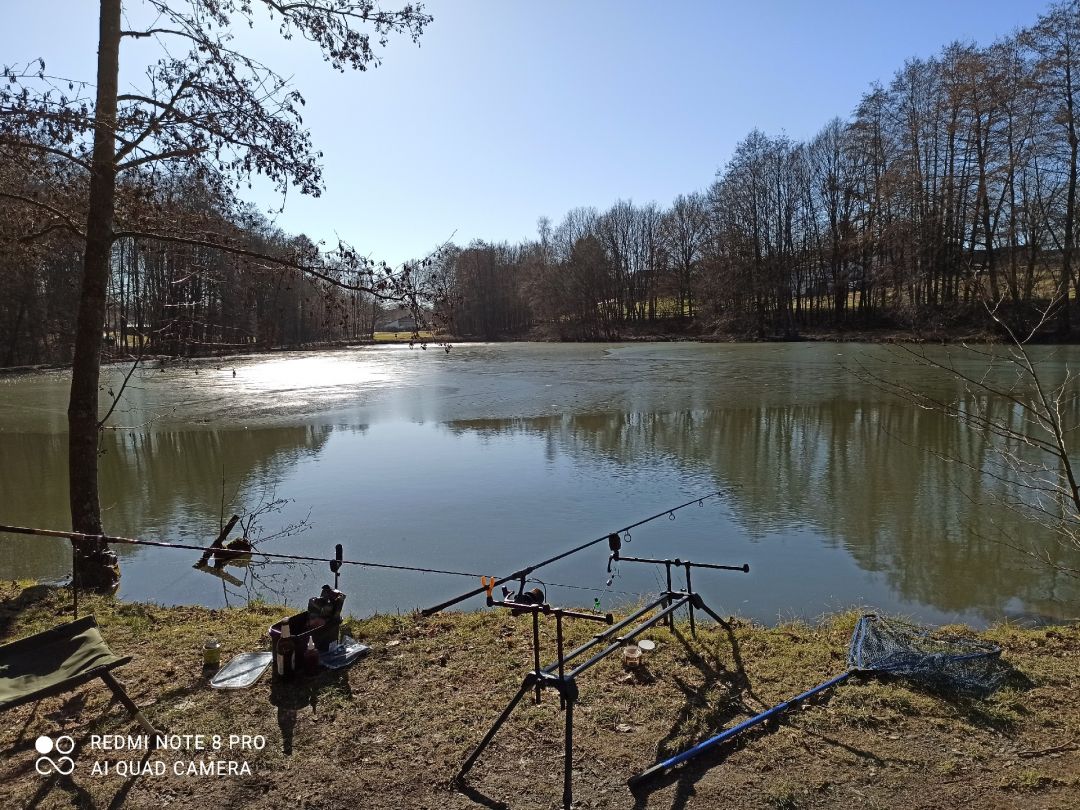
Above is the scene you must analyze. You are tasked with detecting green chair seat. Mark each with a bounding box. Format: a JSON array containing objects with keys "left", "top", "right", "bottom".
[{"left": 0, "top": 615, "right": 157, "bottom": 735}]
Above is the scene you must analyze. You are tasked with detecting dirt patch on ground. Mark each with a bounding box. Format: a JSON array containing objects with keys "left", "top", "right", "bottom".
[{"left": 1, "top": 583, "right": 1078, "bottom": 809}]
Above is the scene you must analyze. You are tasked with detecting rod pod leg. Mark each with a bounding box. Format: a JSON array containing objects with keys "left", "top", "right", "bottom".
[
  {"left": 456, "top": 678, "right": 533, "bottom": 783},
  {"left": 563, "top": 698, "right": 574, "bottom": 810},
  {"left": 664, "top": 563, "right": 673, "bottom": 628},
  {"left": 533, "top": 612, "right": 542, "bottom": 704},
  {"left": 685, "top": 563, "right": 696, "bottom": 638}
]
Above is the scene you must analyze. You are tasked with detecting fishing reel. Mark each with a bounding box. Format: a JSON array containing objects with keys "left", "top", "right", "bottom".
[
  {"left": 483, "top": 574, "right": 548, "bottom": 610},
  {"left": 500, "top": 585, "right": 545, "bottom": 606}
]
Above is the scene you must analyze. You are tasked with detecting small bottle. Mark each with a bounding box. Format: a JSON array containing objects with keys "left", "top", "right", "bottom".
[
  {"left": 303, "top": 637, "right": 320, "bottom": 676},
  {"left": 276, "top": 623, "right": 295, "bottom": 678},
  {"left": 203, "top": 638, "right": 221, "bottom": 669}
]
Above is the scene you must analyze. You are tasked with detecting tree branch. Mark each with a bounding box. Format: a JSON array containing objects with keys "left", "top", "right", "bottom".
[
  {"left": 0, "top": 137, "right": 91, "bottom": 170},
  {"left": 111, "top": 228, "right": 408, "bottom": 299},
  {"left": 0, "top": 190, "right": 85, "bottom": 238}
]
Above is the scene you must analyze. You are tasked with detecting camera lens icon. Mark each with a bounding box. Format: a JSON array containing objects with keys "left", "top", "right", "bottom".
[{"left": 35, "top": 735, "right": 76, "bottom": 776}]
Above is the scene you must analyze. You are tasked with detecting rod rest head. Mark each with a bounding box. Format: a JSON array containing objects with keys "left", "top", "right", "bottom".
[{"left": 523, "top": 670, "right": 579, "bottom": 702}]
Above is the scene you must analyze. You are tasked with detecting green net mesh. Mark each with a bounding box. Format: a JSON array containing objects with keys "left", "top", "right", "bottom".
[{"left": 847, "top": 614, "right": 1008, "bottom": 697}]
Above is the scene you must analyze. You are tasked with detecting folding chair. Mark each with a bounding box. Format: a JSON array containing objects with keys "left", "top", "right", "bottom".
[{"left": 0, "top": 615, "right": 161, "bottom": 736}]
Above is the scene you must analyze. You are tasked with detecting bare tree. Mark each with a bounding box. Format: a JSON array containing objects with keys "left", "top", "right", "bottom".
[
  {"left": 0, "top": 0, "right": 432, "bottom": 587},
  {"left": 854, "top": 296, "right": 1080, "bottom": 576},
  {"left": 662, "top": 192, "right": 707, "bottom": 319},
  {"left": 1022, "top": 0, "right": 1080, "bottom": 335},
  {"left": 809, "top": 118, "right": 858, "bottom": 321}
]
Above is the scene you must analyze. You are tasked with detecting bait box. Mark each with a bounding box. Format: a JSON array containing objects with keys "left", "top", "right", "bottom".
[{"left": 269, "top": 613, "right": 342, "bottom": 668}]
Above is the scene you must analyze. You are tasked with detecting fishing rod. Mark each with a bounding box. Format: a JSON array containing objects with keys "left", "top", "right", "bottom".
[
  {"left": 0, "top": 524, "right": 661, "bottom": 601},
  {"left": 0, "top": 524, "right": 484, "bottom": 578},
  {"left": 420, "top": 491, "right": 724, "bottom": 616}
]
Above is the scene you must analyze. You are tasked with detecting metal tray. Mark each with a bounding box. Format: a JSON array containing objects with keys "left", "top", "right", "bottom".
[{"left": 210, "top": 651, "right": 273, "bottom": 689}]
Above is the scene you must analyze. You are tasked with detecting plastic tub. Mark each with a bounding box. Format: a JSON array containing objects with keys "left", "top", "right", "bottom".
[{"left": 269, "top": 613, "right": 342, "bottom": 662}]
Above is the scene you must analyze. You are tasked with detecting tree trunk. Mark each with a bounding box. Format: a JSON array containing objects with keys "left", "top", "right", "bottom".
[
  {"left": 4, "top": 293, "right": 27, "bottom": 367},
  {"left": 67, "top": 0, "right": 121, "bottom": 589},
  {"left": 1062, "top": 113, "right": 1077, "bottom": 336},
  {"left": 1057, "top": 43, "right": 1077, "bottom": 336}
]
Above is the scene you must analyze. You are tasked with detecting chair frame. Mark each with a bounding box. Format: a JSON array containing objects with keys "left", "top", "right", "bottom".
[{"left": 0, "top": 615, "right": 161, "bottom": 737}]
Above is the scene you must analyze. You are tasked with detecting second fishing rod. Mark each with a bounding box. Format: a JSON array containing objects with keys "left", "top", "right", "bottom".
[{"left": 420, "top": 491, "right": 725, "bottom": 616}]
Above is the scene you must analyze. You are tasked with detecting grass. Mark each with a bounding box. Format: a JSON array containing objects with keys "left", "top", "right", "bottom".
[
  {"left": 765, "top": 780, "right": 806, "bottom": 809},
  {"left": 96, "top": 332, "right": 441, "bottom": 355},
  {"left": 1, "top": 582, "right": 1078, "bottom": 809},
  {"left": 371, "top": 330, "right": 435, "bottom": 342}
]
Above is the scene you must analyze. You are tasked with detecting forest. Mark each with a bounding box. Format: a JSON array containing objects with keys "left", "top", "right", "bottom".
[
  {"left": 1, "top": 0, "right": 1078, "bottom": 364},
  {"left": 437, "top": 1, "right": 1080, "bottom": 342},
  {"left": 0, "top": 167, "right": 390, "bottom": 366}
]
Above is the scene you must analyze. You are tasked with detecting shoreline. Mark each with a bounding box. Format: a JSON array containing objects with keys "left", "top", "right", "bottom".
[
  {"left": 2, "top": 582, "right": 1077, "bottom": 808},
  {"left": 0, "top": 325, "right": 1035, "bottom": 377}
]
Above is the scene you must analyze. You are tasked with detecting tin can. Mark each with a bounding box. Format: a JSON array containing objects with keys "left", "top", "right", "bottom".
[{"left": 203, "top": 637, "right": 222, "bottom": 668}]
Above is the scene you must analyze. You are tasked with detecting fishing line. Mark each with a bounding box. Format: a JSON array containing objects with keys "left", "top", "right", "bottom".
[
  {"left": 0, "top": 524, "right": 485, "bottom": 578},
  {"left": 649, "top": 563, "right": 666, "bottom": 594},
  {"left": 0, "top": 528, "right": 671, "bottom": 599},
  {"left": 1, "top": 490, "right": 724, "bottom": 603},
  {"left": 531, "top": 578, "right": 650, "bottom": 599}
]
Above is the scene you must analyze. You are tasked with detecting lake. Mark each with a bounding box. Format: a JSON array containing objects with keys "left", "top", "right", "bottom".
[{"left": 1, "top": 341, "right": 1078, "bottom": 627}]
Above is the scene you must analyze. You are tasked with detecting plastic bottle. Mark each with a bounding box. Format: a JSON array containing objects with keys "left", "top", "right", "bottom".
[
  {"left": 276, "top": 623, "right": 295, "bottom": 678},
  {"left": 304, "top": 637, "right": 320, "bottom": 676}
]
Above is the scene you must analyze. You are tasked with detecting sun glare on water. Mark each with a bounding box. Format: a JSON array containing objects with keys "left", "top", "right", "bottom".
[{"left": 230, "top": 348, "right": 424, "bottom": 408}]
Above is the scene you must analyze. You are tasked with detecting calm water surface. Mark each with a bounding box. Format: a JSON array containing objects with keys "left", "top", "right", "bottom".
[{"left": 2, "top": 342, "right": 1078, "bottom": 626}]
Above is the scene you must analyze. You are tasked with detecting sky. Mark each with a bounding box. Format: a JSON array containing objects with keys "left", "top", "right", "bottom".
[{"left": 0, "top": 0, "right": 1057, "bottom": 266}]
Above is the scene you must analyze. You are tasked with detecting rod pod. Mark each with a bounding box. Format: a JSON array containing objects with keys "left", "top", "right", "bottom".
[{"left": 421, "top": 492, "right": 725, "bottom": 615}]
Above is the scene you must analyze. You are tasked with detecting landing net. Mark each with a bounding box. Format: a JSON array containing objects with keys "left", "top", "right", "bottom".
[{"left": 848, "top": 613, "right": 1007, "bottom": 696}]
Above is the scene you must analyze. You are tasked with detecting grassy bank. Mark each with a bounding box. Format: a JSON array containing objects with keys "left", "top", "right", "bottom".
[{"left": 1, "top": 582, "right": 1078, "bottom": 809}]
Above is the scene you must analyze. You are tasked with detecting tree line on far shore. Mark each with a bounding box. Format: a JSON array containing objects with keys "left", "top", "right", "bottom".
[
  {"left": 2, "top": 0, "right": 1078, "bottom": 367},
  {"left": 0, "top": 165, "right": 391, "bottom": 366},
  {"left": 437, "top": 0, "right": 1080, "bottom": 341}
]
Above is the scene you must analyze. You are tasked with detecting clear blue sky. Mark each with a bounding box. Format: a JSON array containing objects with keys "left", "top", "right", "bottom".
[{"left": 1, "top": 1, "right": 1053, "bottom": 265}]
